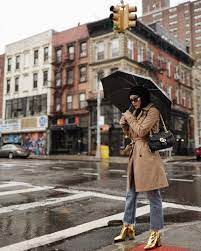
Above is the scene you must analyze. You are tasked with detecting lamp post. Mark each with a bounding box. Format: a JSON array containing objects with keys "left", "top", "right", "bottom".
[{"left": 96, "top": 75, "right": 101, "bottom": 159}]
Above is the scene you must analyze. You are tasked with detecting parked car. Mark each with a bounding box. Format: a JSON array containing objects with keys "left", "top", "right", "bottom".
[
  {"left": 0, "top": 144, "right": 30, "bottom": 159},
  {"left": 195, "top": 147, "right": 201, "bottom": 160}
]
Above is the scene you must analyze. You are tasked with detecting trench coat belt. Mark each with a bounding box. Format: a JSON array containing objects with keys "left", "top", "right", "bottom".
[{"left": 129, "top": 138, "right": 143, "bottom": 158}]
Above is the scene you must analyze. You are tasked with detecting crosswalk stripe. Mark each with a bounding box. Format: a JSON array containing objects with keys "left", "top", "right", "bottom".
[
  {"left": 0, "top": 192, "right": 91, "bottom": 214},
  {"left": 0, "top": 205, "right": 151, "bottom": 251},
  {"left": 0, "top": 182, "right": 33, "bottom": 189},
  {"left": 0, "top": 186, "right": 53, "bottom": 197}
]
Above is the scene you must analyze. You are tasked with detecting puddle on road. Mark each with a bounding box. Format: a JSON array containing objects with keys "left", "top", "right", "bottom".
[
  {"left": 161, "top": 180, "right": 201, "bottom": 207},
  {"left": 0, "top": 190, "right": 69, "bottom": 207},
  {"left": 0, "top": 197, "right": 125, "bottom": 248}
]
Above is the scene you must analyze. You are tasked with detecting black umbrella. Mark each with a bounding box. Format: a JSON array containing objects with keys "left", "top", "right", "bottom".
[{"left": 101, "top": 70, "right": 172, "bottom": 122}]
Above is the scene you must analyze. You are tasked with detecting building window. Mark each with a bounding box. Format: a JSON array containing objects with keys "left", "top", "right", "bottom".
[
  {"left": 111, "top": 67, "right": 118, "bottom": 73},
  {"left": 169, "top": 20, "right": 177, "bottom": 25},
  {"left": 67, "top": 44, "right": 75, "bottom": 60},
  {"left": 34, "top": 50, "right": 39, "bottom": 65},
  {"left": 169, "top": 7, "right": 177, "bottom": 12},
  {"left": 55, "top": 72, "right": 61, "bottom": 87},
  {"left": 79, "top": 65, "right": 87, "bottom": 83},
  {"left": 67, "top": 68, "right": 74, "bottom": 85},
  {"left": 194, "top": 14, "right": 201, "bottom": 19},
  {"left": 111, "top": 38, "right": 119, "bottom": 58},
  {"left": 44, "top": 47, "right": 49, "bottom": 62},
  {"left": 15, "top": 77, "right": 19, "bottom": 92},
  {"left": 24, "top": 52, "right": 29, "bottom": 68},
  {"left": 79, "top": 93, "right": 87, "bottom": 108},
  {"left": 56, "top": 48, "right": 62, "bottom": 63},
  {"left": 127, "top": 39, "right": 134, "bottom": 59},
  {"left": 7, "top": 58, "right": 12, "bottom": 72},
  {"left": 96, "top": 42, "right": 104, "bottom": 61},
  {"left": 169, "top": 14, "right": 177, "bottom": 19},
  {"left": 166, "top": 86, "right": 172, "bottom": 99},
  {"left": 33, "top": 73, "right": 38, "bottom": 88},
  {"left": 80, "top": 41, "right": 87, "bottom": 57},
  {"left": 55, "top": 96, "right": 61, "bottom": 112},
  {"left": 6, "top": 79, "right": 10, "bottom": 94},
  {"left": 16, "top": 55, "right": 20, "bottom": 70},
  {"left": 67, "top": 95, "right": 73, "bottom": 110},
  {"left": 167, "top": 62, "right": 171, "bottom": 77},
  {"left": 96, "top": 71, "right": 104, "bottom": 91},
  {"left": 137, "top": 47, "right": 144, "bottom": 62},
  {"left": 195, "top": 29, "right": 201, "bottom": 33},
  {"left": 43, "top": 71, "right": 48, "bottom": 86}
]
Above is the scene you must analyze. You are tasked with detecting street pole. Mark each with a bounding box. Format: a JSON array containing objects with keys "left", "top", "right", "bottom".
[{"left": 96, "top": 76, "right": 101, "bottom": 159}]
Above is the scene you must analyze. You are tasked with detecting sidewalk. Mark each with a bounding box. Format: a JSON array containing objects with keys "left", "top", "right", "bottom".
[
  {"left": 97, "top": 221, "right": 201, "bottom": 251},
  {"left": 29, "top": 154, "right": 195, "bottom": 164}
]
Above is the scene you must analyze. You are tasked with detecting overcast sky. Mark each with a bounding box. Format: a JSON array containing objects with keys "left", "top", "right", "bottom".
[{"left": 0, "top": 0, "right": 193, "bottom": 54}]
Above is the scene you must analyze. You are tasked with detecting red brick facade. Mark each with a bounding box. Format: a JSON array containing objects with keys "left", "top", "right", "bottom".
[
  {"left": 0, "top": 54, "right": 4, "bottom": 118},
  {"left": 140, "top": 0, "right": 201, "bottom": 55}
]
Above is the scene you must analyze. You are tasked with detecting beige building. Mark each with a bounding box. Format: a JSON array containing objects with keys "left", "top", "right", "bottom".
[{"left": 87, "top": 28, "right": 148, "bottom": 155}]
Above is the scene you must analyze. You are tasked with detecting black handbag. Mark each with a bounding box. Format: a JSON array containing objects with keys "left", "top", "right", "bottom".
[{"left": 148, "top": 114, "right": 175, "bottom": 152}]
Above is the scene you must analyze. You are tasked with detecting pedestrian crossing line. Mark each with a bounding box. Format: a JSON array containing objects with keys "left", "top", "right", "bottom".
[
  {"left": 0, "top": 185, "right": 53, "bottom": 197},
  {"left": 0, "top": 181, "right": 33, "bottom": 189},
  {"left": 169, "top": 178, "right": 194, "bottom": 182},
  {"left": 0, "top": 192, "right": 91, "bottom": 214},
  {"left": 164, "top": 202, "right": 201, "bottom": 212},
  {"left": 0, "top": 205, "right": 151, "bottom": 251}
]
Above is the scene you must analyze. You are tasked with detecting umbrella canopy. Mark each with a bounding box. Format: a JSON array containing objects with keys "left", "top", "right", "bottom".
[{"left": 101, "top": 70, "right": 172, "bottom": 122}]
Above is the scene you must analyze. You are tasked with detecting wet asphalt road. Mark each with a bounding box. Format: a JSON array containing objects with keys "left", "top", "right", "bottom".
[{"left": 0, "top": 158, "right": 200, "bottom": 250}]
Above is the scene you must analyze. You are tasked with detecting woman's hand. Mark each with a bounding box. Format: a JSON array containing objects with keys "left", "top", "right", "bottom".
[
  {"left": 119, "top": 115, "right": 128, "bottom": 126},
  {"left": 122, "top": 110, "right": 133, "bottom": 118}
]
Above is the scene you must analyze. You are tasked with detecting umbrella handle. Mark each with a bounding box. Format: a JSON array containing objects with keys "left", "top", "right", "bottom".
[{"left": 128, "top": 104, "right": 133, "bottom": 112}]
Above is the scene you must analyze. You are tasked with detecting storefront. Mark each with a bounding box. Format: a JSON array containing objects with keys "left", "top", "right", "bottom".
[
  {"left": 49, "top": 115, "right": 88, "bottom": 155},
  {"left": 0, "top": 116, "right": 48, "bottom": 155}
]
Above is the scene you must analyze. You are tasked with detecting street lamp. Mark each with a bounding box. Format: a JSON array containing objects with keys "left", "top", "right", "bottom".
[{"left": 96, "top": 74, "right": 101, "bottom": 159}]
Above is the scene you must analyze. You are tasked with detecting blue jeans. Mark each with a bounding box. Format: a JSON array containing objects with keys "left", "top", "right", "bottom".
[{"left": 123, "top": 188, "right": 164, "bottom": 230}]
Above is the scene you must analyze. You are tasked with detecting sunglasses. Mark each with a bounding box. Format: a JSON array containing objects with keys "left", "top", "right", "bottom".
[{"left": 130, "top": 96, "right": 140, "bottom": 102}]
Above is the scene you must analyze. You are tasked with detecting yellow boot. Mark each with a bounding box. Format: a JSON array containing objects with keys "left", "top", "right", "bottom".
[
  {"left": 114, "top": 224, "right": 135, "bottom": 242},
  {"left": 144, "top": 230, "right": 161, "bottom": 250}
]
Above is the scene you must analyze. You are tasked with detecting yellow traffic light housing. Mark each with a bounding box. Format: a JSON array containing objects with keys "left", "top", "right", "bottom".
[
  {"left": 109, "top": 5, "right": 124, "bottom": 33},
  {"left": 124, "top": 4, "right": 137, "bottom": 29}
]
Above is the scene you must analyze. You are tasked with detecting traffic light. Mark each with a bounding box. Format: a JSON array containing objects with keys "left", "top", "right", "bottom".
[
  {"left": 124, "top": 4, "right": 137, "bottom": 30},
  {"left": 109, "top": 5, "right": 124, "bottom": 33}
]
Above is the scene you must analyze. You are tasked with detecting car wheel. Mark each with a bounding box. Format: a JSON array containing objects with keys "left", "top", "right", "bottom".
[
  {"left": 8, "top": 152, "right": 14, "bottom": 159},
  {"left": 196, "top": 156, "right": 200, "bottom": 161}
]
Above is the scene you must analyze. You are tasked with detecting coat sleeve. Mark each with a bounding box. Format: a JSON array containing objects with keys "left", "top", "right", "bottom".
[
  {"left": 119, "top": 115, "right": 131, "bottom": 138},
  {"left": 123, "top": 108, "right": 160, "bottom": 138}
]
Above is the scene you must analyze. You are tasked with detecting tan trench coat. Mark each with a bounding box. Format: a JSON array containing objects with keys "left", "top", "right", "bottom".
[{"left": 120, "top": 103, "right": 169, "bottom": 192}]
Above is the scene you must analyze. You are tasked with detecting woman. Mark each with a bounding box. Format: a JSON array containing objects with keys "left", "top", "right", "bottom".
[{"left": 114, "top": 86, "right": 169, "bottom": 250}]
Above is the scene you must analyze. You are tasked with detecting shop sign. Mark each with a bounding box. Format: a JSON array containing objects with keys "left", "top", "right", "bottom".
[
  {"left": 0, "top": 119, "right": 21, "bottom": 133},
  {"left": 38, "top": 116, "right": 48, "bottom": 129},
  {"left": 21, "top": 117, "right": 37, "bottom": 129}
]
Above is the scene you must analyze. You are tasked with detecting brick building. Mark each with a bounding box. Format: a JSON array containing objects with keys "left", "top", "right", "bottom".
[
  {"left": 140, "top": 0, "right": 201, "bottom": 56},
  {"left": 0, "top": 54, "right": 4, "bottom": 119},
  {"left": 50, "top": 24, "right": 89, "bottom": 154},
  {"left": 87, "top": 19, "right": 194, "bottom": 155}
]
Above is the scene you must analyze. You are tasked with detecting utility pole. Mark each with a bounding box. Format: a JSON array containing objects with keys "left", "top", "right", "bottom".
[{"left": 96, "top": 75, "right": 101, "bottom": 159}]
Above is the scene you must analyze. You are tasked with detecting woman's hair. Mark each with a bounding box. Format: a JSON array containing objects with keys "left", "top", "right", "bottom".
[{"left": 129, "top": 86, "right": 151, "bottom": 108}]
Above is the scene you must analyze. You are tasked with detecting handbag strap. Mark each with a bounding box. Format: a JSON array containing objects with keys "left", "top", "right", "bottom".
[
  {"left": 149, "top": 113, "right": 168, "bottom": 136},
  {"left": 160, "top": 114, "right": 168, "bottom": 133}
]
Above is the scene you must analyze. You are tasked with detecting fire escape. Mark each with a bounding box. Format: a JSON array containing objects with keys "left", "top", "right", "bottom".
[{"left": 51, "top": 51, "right": 74, "bottom": 116}]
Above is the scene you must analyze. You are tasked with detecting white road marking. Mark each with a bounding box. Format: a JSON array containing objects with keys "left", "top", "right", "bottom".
[
  {"left": 122, "top": 175, "right": 128, "bottom": 178},
  {"left": 109, "top": 169, "right": 125, "bottom": 173},
  {"left": 0, "top": 205, "right": 151, "bottom": 251},
  {"left": 0, "top": 186, "right": 53, "bottom": 197},
  {"left": 0, "top": 192, "right": 91, "bottom": 214},
  {"left": 83, "top": 172, "right": 99, "bottom": 176},
  {"left": 0, "top": 181, "right": 33, "bottom": 189},
  {"left": 192, "top": 174, "right": 201, "bottom": 177},
  {"left": 169, "top": 178, "right": 194, "bottom": 182},
  {"left": 164, "top": 202, "right": 201, "bottom": 212}
]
